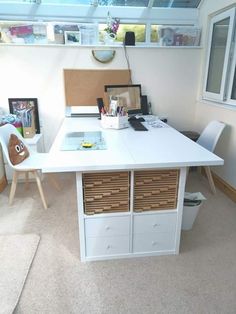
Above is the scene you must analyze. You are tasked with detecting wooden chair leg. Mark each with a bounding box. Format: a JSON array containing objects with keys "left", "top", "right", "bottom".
[
  {"left": 48, "top": 173, "right": 61, "bottom": 191},
  {"left": 9, "top": 171, "right": 19, "bottom": 205},
  {"left": 25, "top": 171, "right": 29, "bottom": 190},
  {"left": 204, "top": 166, "right": 216, "bottom": 194},
  {"left": 32, "top": 170, "right": 48, "bottom": 210}
]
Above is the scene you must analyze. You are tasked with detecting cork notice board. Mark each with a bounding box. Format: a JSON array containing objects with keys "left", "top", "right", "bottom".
[{"left": 64, "top": 69, "right": 131, "bottom": 106}]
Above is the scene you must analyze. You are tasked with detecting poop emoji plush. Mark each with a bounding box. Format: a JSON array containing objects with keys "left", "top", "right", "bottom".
[{"left": 8, "top": 134, "right": 29, "bottom": 165}]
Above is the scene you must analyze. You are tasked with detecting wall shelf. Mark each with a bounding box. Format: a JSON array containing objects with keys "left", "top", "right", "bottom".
[{"left": 0, "top": 43, "right": 203, "bottom": 49}]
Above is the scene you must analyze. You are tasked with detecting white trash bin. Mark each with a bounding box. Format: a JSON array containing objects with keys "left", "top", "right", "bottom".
[
  {"left": 181, "top": 192, "right": 206, "bottom": 231},
  {"left": 182, "top": 200, "right": 202, "bottom": 230}
]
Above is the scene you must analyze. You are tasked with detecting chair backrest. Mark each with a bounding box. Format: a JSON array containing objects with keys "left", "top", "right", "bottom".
[
  {"left": 0, "top": 124, "right": 30, "bottom": 168},
  {"left": 196, "top": 120, "right": 226, "bottom": 152}
]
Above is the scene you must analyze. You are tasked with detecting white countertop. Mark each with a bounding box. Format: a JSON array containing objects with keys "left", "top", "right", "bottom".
[{"left": 43, "top": 117, "right": 223, "bottom": 173}]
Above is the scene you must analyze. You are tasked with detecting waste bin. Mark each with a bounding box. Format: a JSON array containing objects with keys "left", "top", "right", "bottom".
[{"left": 181, "top": 192, "right": 205, "bottom": 230}]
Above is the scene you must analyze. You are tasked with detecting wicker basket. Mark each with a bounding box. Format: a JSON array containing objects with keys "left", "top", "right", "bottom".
[
  {"left": 83, "top": 171, "right": 130, "bottom": 215},
  {"left": 134, "top": 169, "right": 179, "bottom": 212}
]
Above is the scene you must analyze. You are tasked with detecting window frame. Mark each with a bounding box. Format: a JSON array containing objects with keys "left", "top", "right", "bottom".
[
  {"left": 203, "top": 7, "right": 236, "bottom": 103},
  {"left": 227, "top": 37, "right": 236, "bottom": 104}
]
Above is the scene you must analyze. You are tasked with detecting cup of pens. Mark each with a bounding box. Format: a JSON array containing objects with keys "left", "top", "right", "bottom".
[{"left": 100, "top": 97, "right": 129, "bottom": 130}]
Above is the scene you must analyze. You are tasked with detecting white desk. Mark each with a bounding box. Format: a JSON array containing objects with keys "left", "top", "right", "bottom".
[{"left": 43, "top": 117, "right": 223, "bottom": 261}]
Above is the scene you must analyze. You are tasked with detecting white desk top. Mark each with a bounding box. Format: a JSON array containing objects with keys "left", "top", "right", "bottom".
[{"left": 43, "top": 117, "right": 223, "bottom": 173}]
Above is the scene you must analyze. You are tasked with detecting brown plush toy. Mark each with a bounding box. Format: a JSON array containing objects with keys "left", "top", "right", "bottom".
[{"left": 8, "top": 134, "right": 29, "bottom": 165}]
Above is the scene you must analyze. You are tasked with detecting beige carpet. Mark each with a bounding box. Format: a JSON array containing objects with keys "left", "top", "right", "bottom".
[
  {"left": 0, "top": 172, "right": 236, "bottom": 313},
  {"left": 0, "top": 234, "right": 40, "bottom": 314}
]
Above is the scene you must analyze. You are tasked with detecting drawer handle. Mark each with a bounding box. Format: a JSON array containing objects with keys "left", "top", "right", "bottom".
[
  {"left": 152, "top": 241, "right": 158, "bottom": 246},
  {"left": 153, "top": 223, "right": 160, "bottom": 228},
  {"left": 105, "top": 226, "right": 110, "bottom": 231},
  {"left": 106, "top": 245, "right": 112, "bottom": 250}
]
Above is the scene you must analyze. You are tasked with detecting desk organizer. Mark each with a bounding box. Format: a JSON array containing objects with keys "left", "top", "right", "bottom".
[
  {"left": 83, "top": 171, "right": 130, "bottom": 215},
  {"left": 101, "top": 114, "right": 129, "bottom": 129},
  {"left": 134, "top": 169, "right": 179, "bottom": 212}
]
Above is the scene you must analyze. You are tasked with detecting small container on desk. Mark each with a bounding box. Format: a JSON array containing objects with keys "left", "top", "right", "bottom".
[
  {"left": 101, "top": 114, "right": 129, "bottom": 130},
  {"left": 23, "top": 125, "right": 36, "bottom": 138}
]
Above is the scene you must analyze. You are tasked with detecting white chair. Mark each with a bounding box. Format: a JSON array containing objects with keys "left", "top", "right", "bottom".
[
  {"left": 196, "top": 120, "right": 226, "bottom": 194},
  {"left": 0, "top": 124, "right": 59, "bottom": 209}
]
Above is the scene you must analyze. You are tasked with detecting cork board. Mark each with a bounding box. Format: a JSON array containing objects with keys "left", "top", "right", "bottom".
[{"left": 64, "top": 69, "right": 131, "bottom": 106}]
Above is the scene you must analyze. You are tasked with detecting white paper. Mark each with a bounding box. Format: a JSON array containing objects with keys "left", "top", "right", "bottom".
[{"left": 184, "top": 192, "right": 206, "bottom": 201}]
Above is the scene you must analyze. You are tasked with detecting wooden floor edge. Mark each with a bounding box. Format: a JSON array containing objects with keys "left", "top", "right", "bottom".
[
  {"left": 212, "top": 171, "right": 236, "bottom": 202},
  {"left": 0, "top": 175, "right": 8, "bottom": 193}
]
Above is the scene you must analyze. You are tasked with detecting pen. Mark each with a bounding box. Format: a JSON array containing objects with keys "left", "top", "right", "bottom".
[{"left": 116, "top": 106, "right": 120, "bottom": 116}]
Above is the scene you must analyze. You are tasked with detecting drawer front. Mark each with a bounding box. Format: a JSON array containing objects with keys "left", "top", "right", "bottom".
[
  {"left": 86, "top": 235, "right": 129, "bottom": 257},
  {"left": 133, "top": 232, "right": 175, "bottom": 253},
  {"left": 85, "top": 216, "right": 130, "bottom": 237},
  {"left": 133, "top": 213, "right": 177, "bottom": 234}
]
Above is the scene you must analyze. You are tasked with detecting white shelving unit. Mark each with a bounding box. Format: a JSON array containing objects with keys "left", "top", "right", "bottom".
[{"left": 77, "top": 168, "right": 186, "bottom": 262}]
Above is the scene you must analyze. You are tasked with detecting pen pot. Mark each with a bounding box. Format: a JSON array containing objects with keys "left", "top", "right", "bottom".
[{"left": 101, "top": 114, "right": 129, "bottom": 129}]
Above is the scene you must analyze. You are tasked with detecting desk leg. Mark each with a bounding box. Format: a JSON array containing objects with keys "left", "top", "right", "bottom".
[
  {"left": 76, "top": 172, "right": 86, "bottom": 262},
  {"left": 175, "top": 167, "right": 187, "bottom": 254}
]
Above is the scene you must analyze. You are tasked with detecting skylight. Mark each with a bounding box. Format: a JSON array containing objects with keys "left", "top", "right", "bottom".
[
  {"left": 153, "top": 0, "right": 202, "bottom": 8},
  {"left": 1, "top": 0, "right": 202, "bottom": 8}
]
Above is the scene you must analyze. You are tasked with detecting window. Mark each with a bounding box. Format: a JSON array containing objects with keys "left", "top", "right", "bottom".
[
  {"left": 99, "top": 23, "right": 146, "bottom": 43},
  {"left": 116, "top": 24, "right": 146, "bottom": 42},
  {"left": 203, "top": 7, "right": 236, "bottom": 105}
]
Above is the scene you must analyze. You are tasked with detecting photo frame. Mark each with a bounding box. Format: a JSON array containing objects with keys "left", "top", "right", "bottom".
[
  {"left": 158, "top": 26, "right": 201, "bottom": 46},
  {"left": 64, "top": 31, "right": 81, "bottom": 45},
  {"left": 8, "top": 98, "right": 40, "bottom": 134}
]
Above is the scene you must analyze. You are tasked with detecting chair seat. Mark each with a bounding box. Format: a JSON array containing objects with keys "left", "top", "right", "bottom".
[
  {"left": 12, "top": 152, "right": 50, "bottom": 171},
  {"left": 183, "top": 121, "right": 226, "bottom": 194}
]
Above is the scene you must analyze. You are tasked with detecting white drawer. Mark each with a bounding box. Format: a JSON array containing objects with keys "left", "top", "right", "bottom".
[
  {"left": 86, "top": 235, "right": 129, "bottom": 257},
  {"left": 133, "top": 213, "right": 177, "bottom": 234},
  {"left": 133, "top": 232, "right": 175, "bottom": 253},
  {"left": 85, "top": 216, "right": 130, "bottom": 237}
]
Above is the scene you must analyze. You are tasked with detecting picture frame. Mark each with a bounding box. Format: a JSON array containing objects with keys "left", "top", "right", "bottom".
[
  {"left": 64, "top": 30, "right": 81, "bottom": 45},
  {"left": 8, "top": 98, "right": 40, "bottom": 134},
  {"left": 158, "top": 26, "right": 201, "bottom": 46}
]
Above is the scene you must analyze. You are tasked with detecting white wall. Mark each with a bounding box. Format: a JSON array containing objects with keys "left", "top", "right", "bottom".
[
  {"left": 0, "top": 45, "right": 201, "bottom": 151},
  {"left": 195, "top": 0, "right": 236, "bottom": 188}
]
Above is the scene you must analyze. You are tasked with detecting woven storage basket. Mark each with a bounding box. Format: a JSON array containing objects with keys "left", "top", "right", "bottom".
[
  {"left": 83, "top": 171, "right": 130, "bottom": 215},
  {"left": 134, "top": 169, "right": 179, "bottom": 212}
]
